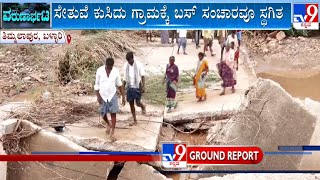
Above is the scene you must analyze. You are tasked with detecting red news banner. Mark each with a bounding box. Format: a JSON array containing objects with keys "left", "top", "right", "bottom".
[
  {"left": 187, "top": 146, "right": 263, "bottom": 165},
  {"left": 162, "top": 143, "right": 264, "bottom": 168}
]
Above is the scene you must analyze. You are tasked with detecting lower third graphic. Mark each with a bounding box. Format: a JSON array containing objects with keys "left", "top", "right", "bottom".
[{"left": 162, "top": 142, "right": 187, "bottom": 168}]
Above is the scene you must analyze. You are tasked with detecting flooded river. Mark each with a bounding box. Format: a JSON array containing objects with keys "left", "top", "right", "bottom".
[{"left": 257, "top": 71, "right": 320, "bottom": 101}]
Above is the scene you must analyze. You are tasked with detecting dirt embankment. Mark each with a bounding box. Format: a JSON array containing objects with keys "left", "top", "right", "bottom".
[
  {"left": 0, "top": 30, "right": 144, "bottom": 103},
  {"left": 243, "top": 31, "right": 320, "bottom": 73}
]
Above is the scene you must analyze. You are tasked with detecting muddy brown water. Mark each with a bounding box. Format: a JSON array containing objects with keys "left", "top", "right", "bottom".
[{"left": 257, "top": 71, "right": 320, "bottom": 101}]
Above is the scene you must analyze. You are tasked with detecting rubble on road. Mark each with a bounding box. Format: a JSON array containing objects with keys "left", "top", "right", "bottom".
[
  {"left": 117, "top": 162, "right": 172, "bottom": 180},
  {"left": 195, "top": 78, "right": 317, "bottom": 178}
]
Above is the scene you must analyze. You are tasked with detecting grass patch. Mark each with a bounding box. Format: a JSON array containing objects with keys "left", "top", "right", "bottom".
[{"left": 144, "top": 70, "right": 220, "bottom": 105}]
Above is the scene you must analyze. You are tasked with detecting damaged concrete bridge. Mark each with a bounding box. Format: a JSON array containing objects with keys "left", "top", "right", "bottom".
[{"left": 1, "top": 39, "right": 320, "bottom": 180}]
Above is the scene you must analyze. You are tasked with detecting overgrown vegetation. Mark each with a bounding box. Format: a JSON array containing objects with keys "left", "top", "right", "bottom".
[
  {"left": 285, "top": 27, "right": 310, "bottom": 37},
  {"left": 58, "top": 31, "right": 140, "bottom": 85}
]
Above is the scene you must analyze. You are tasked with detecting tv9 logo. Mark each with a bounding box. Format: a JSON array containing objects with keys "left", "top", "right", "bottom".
[
  {"left": 293, "top": 3, "right": 319, "bottom": 30},
  {"left": 161, "top": 142, "right": 187, "bottom": 168}
]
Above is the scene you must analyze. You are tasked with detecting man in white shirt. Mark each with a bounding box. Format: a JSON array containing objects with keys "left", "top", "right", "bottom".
[
  {"left": 94, "top": 58, "right": 126, "bottom": 142},
  {"left": 226, "top": 30, "right": 239, "bottom": 50},
  {"left": 123, "top": 52, "right": 146, "bottom": 125},
  {"left": 177, "top": 30, "right": 187, "bottom": 55}
]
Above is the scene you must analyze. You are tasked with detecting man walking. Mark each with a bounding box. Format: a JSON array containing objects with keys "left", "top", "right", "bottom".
[
  {"left": 177, "top": 29, "right": 187, "bottom": 55},
  {"left": 95, "top": 58, "right": 126, "bottom": 142},
  {"left": 123, "top": 52, "right": 147, "bottom": 125},
  {"left": 218, "top": 30, "right": 228, "bottom": 60},
  {"left": 170, "top": 30, "right": 178, "bottom": 44},
  {"left": 146, "top": 30, "right": 153, "bottom": 42},
  {"left": 195, "top": 30, "right": 202, "bottom": 49},
  {"left": 202, "top": 30, "right": 215, "bottom": 56}
]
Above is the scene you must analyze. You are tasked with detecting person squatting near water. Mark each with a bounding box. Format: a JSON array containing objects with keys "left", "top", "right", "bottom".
[
  {"left": 163, "top": 56, "right": 179, "bottom": 113},
  {"left": 95, "top": 58, "right": 126, "bottom": 142},
  {"left": 123, "top": 52, "right": 147, "bottom": 126},
  {"left": 194, "top": 52, "right": 209, "bottom": 102},
  {"left": 217, "top": 42, "right": 236, "bottom": 96}
]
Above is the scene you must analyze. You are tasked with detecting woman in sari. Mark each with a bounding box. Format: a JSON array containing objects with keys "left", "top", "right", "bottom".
[
  {"left": 194, "top": 52, "right": 209, "bottom": 102},
  {"left": 163, "top": 56, "right": 179, "bottom": 113},
  {"left": 217, "top": 43, "right": 236, "bottom": 95}
]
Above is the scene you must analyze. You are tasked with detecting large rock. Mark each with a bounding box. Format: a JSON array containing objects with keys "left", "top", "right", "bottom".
[
  {"left": 117, "top": 162, "right": 172, "bottom": 180},
  {"left": 276, "top": 31, "right": 286, "bottom": 41},
  {"left": 199, "top": 174, "right": 320, "bottom": 180},
  {"left": 197, "top": 79, "right": 317, "bottom": 178}
]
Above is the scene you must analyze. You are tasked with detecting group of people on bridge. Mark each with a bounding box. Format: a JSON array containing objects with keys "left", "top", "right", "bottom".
[{"left": 95, "top": 30, "right": 242, "bottom": 141}]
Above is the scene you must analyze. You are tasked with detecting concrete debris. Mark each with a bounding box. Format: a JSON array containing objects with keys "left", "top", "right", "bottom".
[
  {"left": 180, "top": 120, "right": 228, "bottom": 131},
  {"left": 206, "top": 121, "right": 227, "bottom": 142},
  {"left": 199, "top": 174, "right": 320, "bottom": 180},
  {"left": 7, "top": 120, "right": 114, "bottom": 180},
  {"left": 262, "top": 48, "right": 269, "bottom": 53},
  {"left": 276, "top": 31, "right": 286, "bottom": 41},
  {"left": 117, "top": 162, "right": 172, "bottom": 180},
  {"left": 267, "top": 31, "right": 279, "bottom": 38},
  {"left": 22, "top": 76, "right": 31, "bottom": 81},
  {"left": 197, "top": 78, "right": 317, "bottom": 178},
  {"left": 304, "top": 98, "right": 320, "bottom": 117},
  {"left": 0, "top": 119, "right": 18, "bottom": 135},
  {"left": 56, "top": 114, "right": 163, "bottom": 152},
  {"left": 159, "top": 125, "right": 176, "bottom": 141},
  {"left": 163, "top": 93, "right": 241, "bottom": 124}
]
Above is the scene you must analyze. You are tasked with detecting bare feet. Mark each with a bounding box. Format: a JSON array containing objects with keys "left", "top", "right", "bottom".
[
  {"left": 174, "top": 102, "right": 178, "bottom": 109},
  {"left": 211, "top": 54, "right": 216, "bottom": 56},
  {"left": 183, "top": 52, "right": 187, "bottom": 55},
  {"left": 219, "top": 92, "right": 225, "bottom": 96},
  {"left": 110, "top": 135, "right": 117, "bottom": 142},
  {"left": 129, "top": 121, "right": 138, "bottom": 126},
  {"left": 105, "top": 126, "right": 111, "bottom": 134},
  {"left": 142, "top": 106, "right": 147, "bottom": 115},
  {"left": 197, "top": 98, "right": 203, "bottom": 102},
  {"left": 203, "top": 95, "right": 207, "bottom": 101}
]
